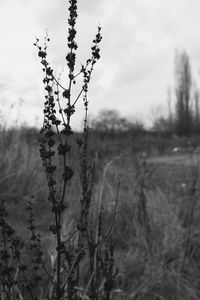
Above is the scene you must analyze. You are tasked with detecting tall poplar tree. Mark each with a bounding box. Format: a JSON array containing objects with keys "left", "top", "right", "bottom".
[{"left": 175, "top": 50, "right": 192, "bottom": 135}]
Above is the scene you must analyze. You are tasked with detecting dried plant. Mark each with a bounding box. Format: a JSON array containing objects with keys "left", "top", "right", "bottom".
[{"left": 0, "top": 0, "right": 120, "bottom": 299}]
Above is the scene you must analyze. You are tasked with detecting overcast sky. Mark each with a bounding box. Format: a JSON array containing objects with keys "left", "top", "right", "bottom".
[{"left": 1, "top": 0, "right": 200, "bottom": 128}]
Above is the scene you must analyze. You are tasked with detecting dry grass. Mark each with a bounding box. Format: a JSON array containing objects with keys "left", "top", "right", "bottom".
[{"left": 1, "top": 128, "right": 200, "bottom": 299}]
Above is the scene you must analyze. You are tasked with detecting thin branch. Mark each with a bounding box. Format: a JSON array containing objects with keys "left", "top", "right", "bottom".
[
  {"left": 72, "top": 86, "right": 84, "bottom": 107},
  {"left": 52, "top": 74, "right": 67, "bottom": 91}
]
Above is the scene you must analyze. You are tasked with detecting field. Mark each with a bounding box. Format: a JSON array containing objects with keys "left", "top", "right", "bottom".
[{"left": 1, "top": 127, "right": 200, "bottom": 299}]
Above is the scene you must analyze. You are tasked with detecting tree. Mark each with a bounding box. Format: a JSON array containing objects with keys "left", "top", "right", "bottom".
[
  {"left": 167, "top": 87, "right": 173, "bottom": 133},
  {"left": 94, "top": 109, "right": 130, "bottom": 133},
  {"left": 194, "top": 86, "right": 200, "bottom": 131},
  {"left": 153, "top": 116, "right": 171, "bottom": 133},
  {"left": 174, "top": 50, "right": 192, "bottom": 135}
]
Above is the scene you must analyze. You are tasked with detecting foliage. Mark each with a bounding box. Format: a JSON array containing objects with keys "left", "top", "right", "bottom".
[
  {"left": 175, "top": 50, "right": 192, "bottom": 135},
  {"left": 2, "top": 123, "right": 200, "bottom": 299},
  {"left": 94, "top": 109, "right": 131, "bottom": 133}
]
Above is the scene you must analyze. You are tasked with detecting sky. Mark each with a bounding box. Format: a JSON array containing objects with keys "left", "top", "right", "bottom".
[{"left": 1, "top": 0, "right": 200, "bottom": 128}]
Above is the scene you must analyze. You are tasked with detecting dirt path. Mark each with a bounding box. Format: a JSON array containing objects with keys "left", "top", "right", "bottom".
[
  {"left": 146, "top": 154, "right": 200, "bottom": 192},
  {"left": 147, "top": 153, "right": 200, "bottom": 166}
]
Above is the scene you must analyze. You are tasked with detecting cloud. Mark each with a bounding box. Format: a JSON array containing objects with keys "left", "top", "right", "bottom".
[{"left": 1, "top": 0, "right": 200, "bottom": 127}]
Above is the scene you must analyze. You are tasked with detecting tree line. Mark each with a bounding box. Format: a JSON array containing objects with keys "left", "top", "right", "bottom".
[
  {"left": 94, "top": 50, "right": 200, "bottom": 136},
  {"left": 154, "top": 50, "right": 200, "bottom": 136}
]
